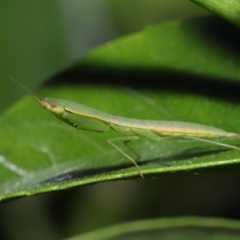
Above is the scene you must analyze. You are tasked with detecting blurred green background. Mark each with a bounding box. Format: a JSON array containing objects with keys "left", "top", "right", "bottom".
[
  {"left": 0, "top": 0, "right": 206, "bottom": 112},
  {"left": 2, "top": 1, "right": 233, "bottom": 240}
]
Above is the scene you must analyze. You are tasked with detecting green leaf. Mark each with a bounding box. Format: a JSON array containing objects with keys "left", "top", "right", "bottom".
[
  {"left": 191, "top": 0, "right": 240, "bottom": 27},
  {"left": 75, "top": 16, "right": 240, "bottom": 81},
  {"left": 66, "top": 217, "right": 240, "bottom": 240},
  {"left": 1, "top": 17, "right": 240, "bottom": 201}
]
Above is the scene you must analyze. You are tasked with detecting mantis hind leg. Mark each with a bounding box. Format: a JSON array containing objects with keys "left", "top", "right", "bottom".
[
  {"left": 107, "top": 136, "right": 144, "bottom": 178},
  {"left": 185, "top": 136, "right": 240, "bottom": 151}
]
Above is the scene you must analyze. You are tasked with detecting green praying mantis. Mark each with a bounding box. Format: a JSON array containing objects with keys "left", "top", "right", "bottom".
[{"left": 2, "top": 70, "right": 240, "bottom": 179}]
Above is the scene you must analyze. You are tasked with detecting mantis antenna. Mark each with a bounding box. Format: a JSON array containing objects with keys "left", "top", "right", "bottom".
[{"left": 0, "top": 69, "right": 42, "bottom": 105}]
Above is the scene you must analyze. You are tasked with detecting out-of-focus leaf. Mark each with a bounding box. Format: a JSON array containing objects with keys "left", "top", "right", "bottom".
[
  {"left": 67, "top": 217, "right": 240, "bottom": 240},
  {"left": 191, "top": 0, "right": 240, "bottom": 27}
]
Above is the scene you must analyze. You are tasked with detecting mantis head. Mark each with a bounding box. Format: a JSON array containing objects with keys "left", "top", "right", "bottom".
[{"left": 41, "top": 98, "right": 65, "bottom": 117}]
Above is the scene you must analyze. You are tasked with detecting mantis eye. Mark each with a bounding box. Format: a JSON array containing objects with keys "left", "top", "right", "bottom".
[{"left": 50, "top": 104, "right": 58, "bottom": 110}]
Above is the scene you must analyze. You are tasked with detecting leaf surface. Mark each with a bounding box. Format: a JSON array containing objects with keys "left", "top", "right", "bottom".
[{"left": 1, "top": 17, "right": 240, "bottom": 201}]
